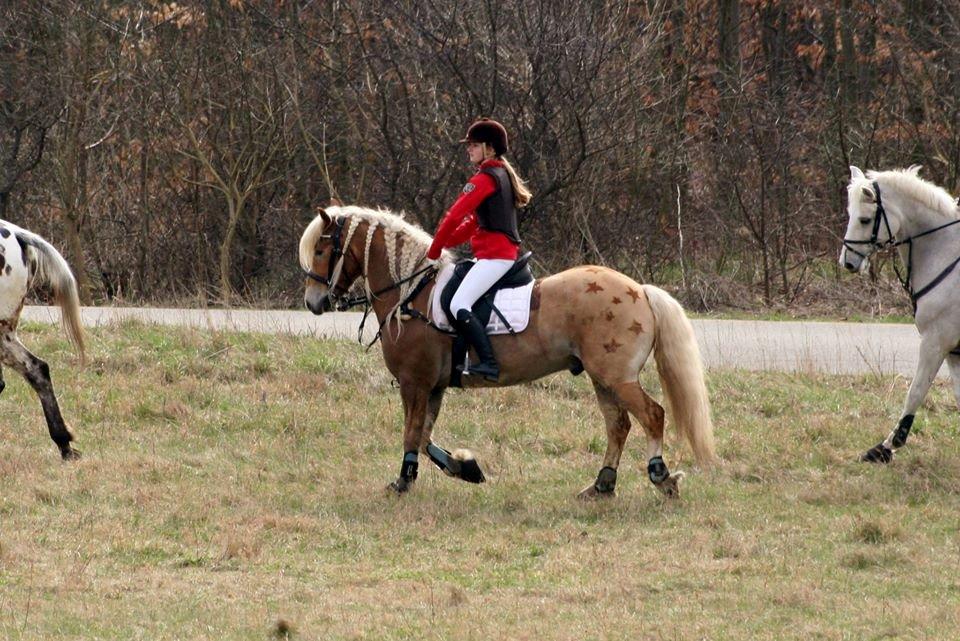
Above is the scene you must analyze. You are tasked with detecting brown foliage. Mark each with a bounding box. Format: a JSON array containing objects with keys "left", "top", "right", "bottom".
[{"left": 0, "top": 0, "right": 957, "bottom": 313}]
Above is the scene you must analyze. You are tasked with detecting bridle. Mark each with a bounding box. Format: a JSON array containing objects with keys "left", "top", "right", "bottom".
[
  {"left": 842, "top": 181, "right": 895, "bottom": 261},
  {"left": 843, "top": 180, "right": 960, "bottom": 308},
  {"left": 304, "top": 216, "right": 348, "bottom": 292}
]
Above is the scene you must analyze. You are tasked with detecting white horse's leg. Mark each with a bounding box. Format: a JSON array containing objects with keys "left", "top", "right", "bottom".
[
  {"left": 863, "top": 335, "right": 946, "bottom": 463},
  {"left": 947, "top": 353, "right": 960, "bottom": 410}
]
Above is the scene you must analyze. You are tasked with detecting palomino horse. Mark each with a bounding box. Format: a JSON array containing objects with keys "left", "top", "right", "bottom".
[
  {"left": 300, "top": 206, "right": 716, "bottom": 497},
  {"left": 0, "top": 219, "right": 85, "bottom": 459},
  {"left": 841, "top": 166, "right": 960, "bottom": 463}
]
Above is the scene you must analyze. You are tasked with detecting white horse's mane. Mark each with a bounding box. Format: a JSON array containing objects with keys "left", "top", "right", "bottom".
[
  {"left": 862, "top": 167, "right": 960, "bottom": 222},
  {"left": 299, "top": 205, "right": 444, "bottom": 326}
]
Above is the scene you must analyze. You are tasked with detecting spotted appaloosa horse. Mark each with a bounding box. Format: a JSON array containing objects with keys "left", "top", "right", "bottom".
[
  {"left": 300, "top": 206, "right": 716, "bottom": 498},
  {"left": 0, "top": 220, "right": 85, "bottom": 459}
]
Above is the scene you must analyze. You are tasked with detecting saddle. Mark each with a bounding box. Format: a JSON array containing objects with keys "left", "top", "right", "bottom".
[
  {"left": 435, "top": 252, "right": 534, "bottom": 387},
  {"left": 438, "top": 252, "right": 534, "bottom": 328}
]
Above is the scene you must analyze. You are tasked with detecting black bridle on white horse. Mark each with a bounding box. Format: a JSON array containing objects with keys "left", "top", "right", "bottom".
[{"left": 843, "top": 181, "right": 960, "bottom": 306}]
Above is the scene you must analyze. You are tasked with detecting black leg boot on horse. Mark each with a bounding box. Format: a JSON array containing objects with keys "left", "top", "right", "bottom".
[{"left": 455, "top": 309, "right": 500, "bottom": 382}]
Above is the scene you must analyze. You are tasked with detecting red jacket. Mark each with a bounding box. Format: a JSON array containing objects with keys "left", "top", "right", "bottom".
[{"left": 427, "top": 159, "right": 520, "bottom": 260}]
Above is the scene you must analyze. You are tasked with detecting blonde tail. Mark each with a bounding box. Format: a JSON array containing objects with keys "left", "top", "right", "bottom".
[
  {"left": 15, "top": 231, "right": 86, "bottom": 362},
  {"left": 643, "top": 284, "right": 715, "bottom": 465}
]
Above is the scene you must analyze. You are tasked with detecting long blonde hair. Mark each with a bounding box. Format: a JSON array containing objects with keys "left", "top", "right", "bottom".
[{"left": 483, "top": 144, "right": 533, "bottom": 207}]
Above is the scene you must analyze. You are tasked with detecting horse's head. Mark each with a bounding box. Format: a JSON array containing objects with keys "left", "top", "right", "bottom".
[
  {"left": 840, "top": 165, "right": 904, "bottom": 273},
  {"left": 299, "top": 209, "right": 361, "bottom": 315}
]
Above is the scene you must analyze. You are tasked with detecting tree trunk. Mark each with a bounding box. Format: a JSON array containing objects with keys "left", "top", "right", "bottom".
[
  {"left": 219, "top": 195, "right": 243, "bottom": 304},
  {"left": 718, "top": 0, "right": 740, "bottom": 91}
]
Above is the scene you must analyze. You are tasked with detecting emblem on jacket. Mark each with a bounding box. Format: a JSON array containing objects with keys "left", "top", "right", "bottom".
[{"left": 462, "top": 183, "right": 475, "bottom": 193}]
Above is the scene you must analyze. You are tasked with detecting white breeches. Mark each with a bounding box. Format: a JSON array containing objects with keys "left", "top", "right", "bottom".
[{"left": 450, "top": 259, "right": 515, "bottom": 317}]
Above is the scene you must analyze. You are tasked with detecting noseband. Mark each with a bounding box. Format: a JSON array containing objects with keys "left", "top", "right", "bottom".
[{"left": 842, "top": 181, "right": 894, "bottom": 261}]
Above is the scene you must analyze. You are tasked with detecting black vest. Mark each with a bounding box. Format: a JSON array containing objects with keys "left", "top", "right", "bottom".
[{"left": 476, "top": 166, "right": 521, "bottom": 244}]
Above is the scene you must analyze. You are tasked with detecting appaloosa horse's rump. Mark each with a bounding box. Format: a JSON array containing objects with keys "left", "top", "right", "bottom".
[{"left": 0, "top": 220, "right": 85, "bottom": 459}]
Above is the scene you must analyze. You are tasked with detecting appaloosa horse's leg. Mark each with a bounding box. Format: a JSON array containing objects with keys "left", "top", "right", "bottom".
[
  {"left": 0, "top": 332, "right": 78, "bottom": 459},
  {"left": 0, "top": 364, "right": 5, "bottom": 395},
  {"left": 388, "top": 381, "right": 430, "bottom": 494},
  {"left": 578, "top": 380, "right": 631, "bottom": 499},
  {"left": 862, "top": 335, "right": 947, "bottom": 463}
]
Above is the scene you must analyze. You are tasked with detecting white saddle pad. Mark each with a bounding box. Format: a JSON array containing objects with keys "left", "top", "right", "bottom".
[{"left": 430, "top": 263, "right": 534, "bottom": 334}]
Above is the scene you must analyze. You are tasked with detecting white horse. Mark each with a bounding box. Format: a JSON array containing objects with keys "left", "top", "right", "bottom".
[
  {"left": 840, "top": 165, "right": 960, "bottom": 462},
  {"left": 0, "top": 219, "right": 85, "bottom": 459}
]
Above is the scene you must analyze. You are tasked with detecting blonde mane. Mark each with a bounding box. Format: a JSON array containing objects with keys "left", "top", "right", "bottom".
[
  {"left": 865, "top": 167, "right": 960, "bottom": 222},
  {"left": 299, "top": 205, "right": 445, "bottom": 327}
]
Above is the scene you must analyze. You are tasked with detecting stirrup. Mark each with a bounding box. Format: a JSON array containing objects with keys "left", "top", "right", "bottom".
[{"left": 464, "top": 361, "right": 499, "bottom": 382}]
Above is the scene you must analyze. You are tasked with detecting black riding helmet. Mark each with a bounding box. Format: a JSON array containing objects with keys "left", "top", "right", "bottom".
[{"left": 459, "top": 118, "right": 509, "bottom": 156}]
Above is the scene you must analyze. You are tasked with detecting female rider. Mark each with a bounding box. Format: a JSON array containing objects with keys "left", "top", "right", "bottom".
[{"left": 426, "top": 118, "right": 533, "bottom": 381}]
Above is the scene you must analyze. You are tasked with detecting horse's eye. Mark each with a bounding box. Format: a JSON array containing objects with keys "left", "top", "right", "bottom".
[{"left": 859, "top": 217, "right": 871, "bottom": 225}]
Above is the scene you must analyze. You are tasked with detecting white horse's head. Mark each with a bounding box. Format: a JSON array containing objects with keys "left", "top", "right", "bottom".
[{"left": 839, "top": 165, "right": 912, "bottom": 272}]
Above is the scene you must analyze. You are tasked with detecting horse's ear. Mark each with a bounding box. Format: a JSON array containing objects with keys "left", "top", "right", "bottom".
[
  {"left": 907, "top": 164, "right": 922, "bottom": 175},
  {"left": 850, "top": 166, "right": 865, "bottom": 181},
  {"left": 861, "top": 186, "right": 876, "bottom": 203},
  {"left": 316, "top": 207, "right": 331, "bottom": 225}
]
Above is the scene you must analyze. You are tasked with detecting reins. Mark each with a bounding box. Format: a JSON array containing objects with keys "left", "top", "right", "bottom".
[
  {"left": 352, "top": 264, "right": 444, "bottom": 350},
  {"left": 843, "top": 181, "right": 960, "bottom": 310}
]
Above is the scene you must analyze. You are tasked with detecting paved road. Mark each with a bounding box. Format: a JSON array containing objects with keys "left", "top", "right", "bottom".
[{"left": 21, "top": 305, "right": 943, "bottom": 378}]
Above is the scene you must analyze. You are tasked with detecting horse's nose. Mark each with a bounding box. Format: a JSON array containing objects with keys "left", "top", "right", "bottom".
[
  {"left": 843, "top": 260, "right": 858, "bottom": 272},
  {"left": 305, "top": 296, "right": 325, "bottom": 315}
]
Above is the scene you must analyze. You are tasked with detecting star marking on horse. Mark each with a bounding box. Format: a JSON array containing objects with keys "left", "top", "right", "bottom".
[
  {"left": 612, "top": 296, "right": 622, "bottom": 304},
  {"left": 604, "top": 310, "right": 615, "bottom": 322},
  {"left": 603, "top": 338, "right": 622, "bottom": 353},
  {"left": 629, "top": 320, "right": 644, "bottom": 334},
  {"left": 586, "top": 281, "right": 604, "bottom": 294},
  {"left": 626, "top": 287, "right": 641, "bottom": 303}
]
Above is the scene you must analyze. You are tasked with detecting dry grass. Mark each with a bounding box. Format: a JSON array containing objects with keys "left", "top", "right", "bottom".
[{"left": 0, "top": 321, "right": 958, "bottom": 640}]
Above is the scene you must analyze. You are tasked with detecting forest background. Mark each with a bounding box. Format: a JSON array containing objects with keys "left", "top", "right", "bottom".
[{"left": 2, "top": 0, "right": 958, "bottom": 316}]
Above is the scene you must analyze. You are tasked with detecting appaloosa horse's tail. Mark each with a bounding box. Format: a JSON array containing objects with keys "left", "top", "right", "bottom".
[
  {"left": 15, "top": 230, "right": 85, "bottom": 362},
  {"left": 643, "top": 285, "right": 716, "bottom": 465}
]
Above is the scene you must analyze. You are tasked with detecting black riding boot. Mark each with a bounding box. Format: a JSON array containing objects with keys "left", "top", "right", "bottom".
[{"left": 455, "top": 309, "right": 500, "bottom": 382}]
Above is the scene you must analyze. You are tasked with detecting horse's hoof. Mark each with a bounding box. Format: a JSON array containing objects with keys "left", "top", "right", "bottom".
[
  {"left": 654, "top": 471, "right": 684, "bottom": 498},
  {"left": 861, "top": 444, "right": 893, "bottom": 464},
  {"left": 577, "top": 483, "right": 615, "bottom": 500},
  {"left": 61, "top": 447, "right": 81, "bottom": 461},
  {"left": 387, "top": 478, "right": 411, "bottom": 495},
  {"left": 455, "top": 455, "right": 486, "bottom": 484}
]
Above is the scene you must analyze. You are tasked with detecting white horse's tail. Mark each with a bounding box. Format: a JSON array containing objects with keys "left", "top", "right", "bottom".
[
  {"left": 643, "top": 284, "right": 716, "bottom": 465},
  {"left": 14, "top": 230, "right": 86, "bottom": 362}
]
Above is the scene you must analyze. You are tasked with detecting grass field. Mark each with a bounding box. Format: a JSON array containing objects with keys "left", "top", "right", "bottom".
[{"left": 0, "top": 321, "right": 958, "bottom": 640}]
